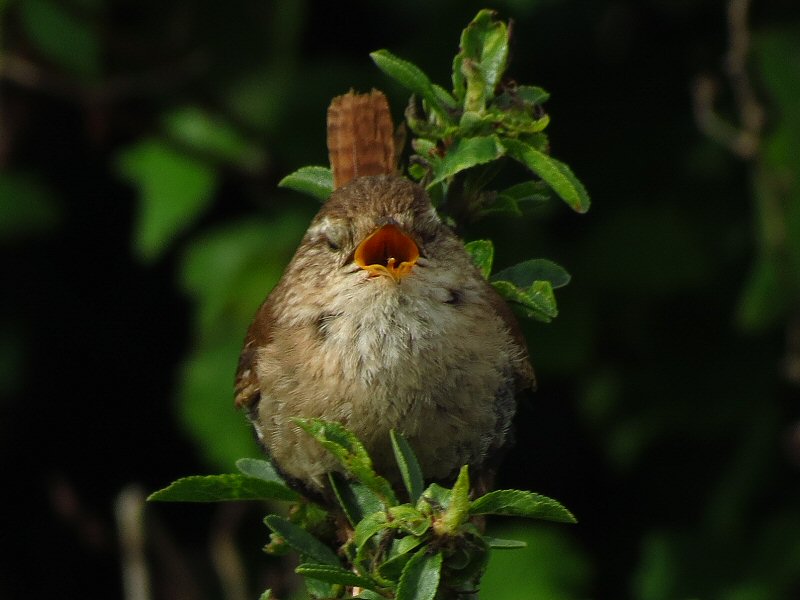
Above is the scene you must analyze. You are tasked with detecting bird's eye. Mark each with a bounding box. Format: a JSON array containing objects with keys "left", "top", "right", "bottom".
[{"left": 325, "top": 236, "right": 340, "bottom": 251}]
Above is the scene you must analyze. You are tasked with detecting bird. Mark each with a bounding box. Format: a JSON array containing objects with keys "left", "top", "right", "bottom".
[{"left": 235, "top": 90, "right": 534, "bottom": 495}]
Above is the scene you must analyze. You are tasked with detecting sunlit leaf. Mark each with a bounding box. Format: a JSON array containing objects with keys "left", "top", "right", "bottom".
[
  {"left": 452, "top": 9, "right": 509, "bottom": 106},
  {"left": 391, "top": 430, "right": 425, "bottom": 503},
  {"left": 279, "top": 166, "right": 334, "bottom": 201},
  {"left": 440, "top": 466, "right": 470, "bottom": 533},
  {"left": 501, "top": 139, "right": 590, "bottom": 213},
  {"left": 470, "top": 490, "right": 576, "bottom": 523},
  {"left": 295, "top": 418, "right": 397, "bottom": 505},
  {"left": 371, "top": 50, "right": 452, "bottom": 123},
  {"left": 388, "top": 505, "right": 431, "bottom": 537},
  {"left": 464, "top": 240, "right": 495, "bottom": 279},
  {"left": 429, "top": 135, "right": 505, "bottom": 185},
  {"left": 148, "top": 474, "right": 298, "bottom": 502},
  {"left": 354, "top": 510, "right": 388, "bottom": 552},
  {"left": 492, "top": 279, "right": 559, "bottom": 323}
]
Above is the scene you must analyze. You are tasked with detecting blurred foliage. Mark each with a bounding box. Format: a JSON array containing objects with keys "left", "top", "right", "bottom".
[{"left": 3, "top": 0, "right": 800, "bottom": 599}]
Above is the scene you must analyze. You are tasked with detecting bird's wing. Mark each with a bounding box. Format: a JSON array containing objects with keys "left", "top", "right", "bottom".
[{"left": 234, "top": 300, "right": 274, "bottom": 411}]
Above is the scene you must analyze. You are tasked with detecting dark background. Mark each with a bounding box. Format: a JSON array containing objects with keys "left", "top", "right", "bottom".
[{"left": 2, "top": 0, "right": 799, "bottom": 598}]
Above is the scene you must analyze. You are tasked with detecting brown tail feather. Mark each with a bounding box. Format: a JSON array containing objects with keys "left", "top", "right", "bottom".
[{"left": 327, "top": 90, "right": 396, "bottom": 189}]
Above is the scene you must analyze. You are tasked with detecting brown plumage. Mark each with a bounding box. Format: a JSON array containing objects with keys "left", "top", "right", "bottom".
[
  {"left": 235, "top": 91, "right": 533, "bottom": 494},
  {"left": 327, "top": 90, "right": 396, "bottom": 189}
]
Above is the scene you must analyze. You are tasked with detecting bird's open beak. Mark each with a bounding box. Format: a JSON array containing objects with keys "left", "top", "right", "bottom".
[{"left": 354, "top": 224, "right": 419, "bottom": 281}]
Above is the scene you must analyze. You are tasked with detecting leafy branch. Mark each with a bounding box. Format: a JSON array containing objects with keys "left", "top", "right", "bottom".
[
  {"left": 280, "top": 9, "right": 589, "bottom": 323},
  {"left": 150, "top": 420, "right": 575, "bottom": 600}
]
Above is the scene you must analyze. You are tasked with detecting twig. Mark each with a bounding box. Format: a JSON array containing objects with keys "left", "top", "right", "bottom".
[
  {"left": 691, "top": 0, "right": 763, "bottom": 159},
  {"left": 0, "top": 52, "right": 206, "bottom": 106},
  {"left": 210, "top": 503, "right": 249, "bottom": 600},
  {"left": 115, "top": 485, "right": 152, "bottom": 600}
]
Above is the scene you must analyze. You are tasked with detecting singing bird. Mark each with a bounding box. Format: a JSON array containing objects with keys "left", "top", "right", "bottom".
[{"left": 235, "top": 90, "right": 534, "bottom": 494}]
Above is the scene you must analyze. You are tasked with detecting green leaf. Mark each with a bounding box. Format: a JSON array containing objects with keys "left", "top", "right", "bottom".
[
  {"left": 516, "top": 85, "right": 551, "bottom": 106},
  {"left": 162, "top": 107, "right": 266, "bottom": 172},
  {"left": 329, "top": 472, "right": 383, "bottom": 526},
  {"left": 258, "top": 590, "right": 272, "bottom": 600},
  {"left": 354, "top": 592, "right": 385, "bottom": 600},
  {"left": 492, "top": 259, "right": 571, "bottom": 290},
  {"left": 295, "top": 418, "right": 398, "bottom": 505},
  {"left": 440, "top": 466, "right": 471, "bottom": 533},
  {"left": 148, "top": 474, "right": 299, "bottom": 502},
  {"left": 354, "top": 510, "right": 389, "bottom": 553},
  {"left": 483, "top": 536, "right": 528, "bottom": 549},
  {"left": 501, "top": 139, "right": 590, "bottom": 213},
  {"left": 264, "top": 515, "right": 341, "bottom": 566},
  {"left": 417, "top": 483, "right": 452, "bottom": 515},
  {"left": 296, "top": 563, "right": 378, "bottom": 590},
  {"left": 429, "top": 135, "right": 505, "bottom": 185},
  {"left": 370, "top": 50, "right": 452, "bottom": 123},
  {"left": 396, "top": 550, "right": 443, "bottom": 600},
  {"left": 492, "top": 279, "right": 559, "bottom": 323},
  {"left": 388, "top": 505, "right": 431, "bottom": 537},
  {"left": 470, "top": 490, "right": 577, "bottom": 523},
  {"left": 464, "top": 239, "right": 494, "bottom": 279},
  {"left": 390, "top": 430, "right": 425, "bottom": 503},
  {"left": 379, "top": 537, "right": 426, "bottom": 581},
  {"left": 19, "top": 0, "right": 100, "bottom": 78},
  {"left": 452, "top": 9, "right": 509, "bottom": 106},
  {"left": 278, "top": 166, "right": 334, "bottom": 201},
  {"left": 117, "top": 138, "right": 217, "bottom": 262},
  {"left": 235, "top": 458, "right": 287, "bottom": 484}
]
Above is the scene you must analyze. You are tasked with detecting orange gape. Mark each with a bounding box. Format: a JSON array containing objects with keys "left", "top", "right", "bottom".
[{"left": 326, "top": 90, "right": 396, "bottom": 189}]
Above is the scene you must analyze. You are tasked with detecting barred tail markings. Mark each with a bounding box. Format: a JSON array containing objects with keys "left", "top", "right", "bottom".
[{"left": 327, "top": 89, "right": 396, "bottom": 189}]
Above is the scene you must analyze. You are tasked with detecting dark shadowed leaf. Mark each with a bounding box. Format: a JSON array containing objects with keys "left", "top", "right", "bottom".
[
  {"left": 148, "top": 474, "right": 298, "bottom": 502},
  {"left": 296, "top": 564, "right": 379, "bottom": 590},
  {"left": 264, "top": 515, "right": 340, "bottom": 566},
  {"left": 492, "top": 259, "right": 571, "bottom": 289},
  {"left": 391, "top": 430, "right": 425, "bottom": 502},
  {"left": 329, "top": 473, "right": 383, "bottom": 526},
  {"left": 470, "top": 490, "right": 576, "bottom": 523},
  {"left": 19, "top": 0, "right": 100, "bottom": 77}
]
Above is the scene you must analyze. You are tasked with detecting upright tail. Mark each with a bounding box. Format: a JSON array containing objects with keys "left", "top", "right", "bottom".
[{"left": 327, "top": 90, "right": 396, "bottom": 189}]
